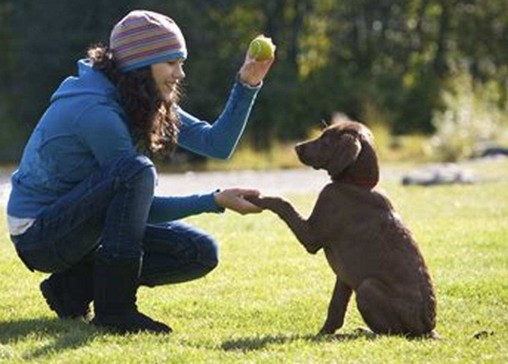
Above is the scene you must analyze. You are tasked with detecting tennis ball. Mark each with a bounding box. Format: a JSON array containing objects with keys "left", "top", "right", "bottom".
[{"left": 248, "top": 35, "right": 276, "bottom": 61}]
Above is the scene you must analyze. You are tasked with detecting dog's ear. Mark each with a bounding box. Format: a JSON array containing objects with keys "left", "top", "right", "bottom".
[{"left": 326, "top": 133, "right": 362, "bottom": 176}]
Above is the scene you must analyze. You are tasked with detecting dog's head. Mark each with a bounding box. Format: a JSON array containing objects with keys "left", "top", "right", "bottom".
[{"left": 295, "top": 120, "right": 379, "bottom": 189}]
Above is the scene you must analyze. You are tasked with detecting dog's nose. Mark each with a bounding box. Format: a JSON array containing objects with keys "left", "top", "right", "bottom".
[
  {"left": 294, "top": 143, "right": 308, "bottom": 164},
  {"left": 295, "top": 144, "right": 303, "bottom": 157}
]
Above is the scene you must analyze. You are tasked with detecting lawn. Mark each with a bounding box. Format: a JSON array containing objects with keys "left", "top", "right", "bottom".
[{"left": 0, "top": 159, "right": 507, "bottom": 363}]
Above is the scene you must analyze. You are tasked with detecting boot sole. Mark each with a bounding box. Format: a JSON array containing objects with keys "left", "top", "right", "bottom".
[{"left": 91, "top": 316, "right": 172, "bottom": 334}]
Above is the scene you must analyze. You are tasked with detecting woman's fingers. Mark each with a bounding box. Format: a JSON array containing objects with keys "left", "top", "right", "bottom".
[{"left": 214, "top": 188, "right": 263, "bottom": 214}]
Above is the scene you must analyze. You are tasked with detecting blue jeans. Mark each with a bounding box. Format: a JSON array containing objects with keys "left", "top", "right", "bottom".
[{"left": 11, "top": 155, "right": 219, "bottom": 286}]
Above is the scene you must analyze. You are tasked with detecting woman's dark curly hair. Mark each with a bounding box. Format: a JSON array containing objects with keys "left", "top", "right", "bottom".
[{"left": 87, "top": 44, "right": 181, "bottom": 157}]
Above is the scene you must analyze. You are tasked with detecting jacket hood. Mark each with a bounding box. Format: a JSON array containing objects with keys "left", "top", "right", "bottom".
[{"left": 50, "top": 59, "right": 119, "bottom": 103}]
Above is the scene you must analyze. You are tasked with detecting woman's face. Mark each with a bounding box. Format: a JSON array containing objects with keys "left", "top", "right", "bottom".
[{"left": 151, "top": 59, "right": 186, "bottom": 102}]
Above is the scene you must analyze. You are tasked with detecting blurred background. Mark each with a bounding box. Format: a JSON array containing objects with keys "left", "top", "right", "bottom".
[{"left": 1, "top": 0, "right": 508, "bottom": 169}]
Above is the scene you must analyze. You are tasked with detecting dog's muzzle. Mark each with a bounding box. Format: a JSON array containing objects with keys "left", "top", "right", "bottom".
[
  {"left": 295, "top": 143, "right": 324, "bottom": 170},
  {"left": 294, "top": 143, "right": 311, "bottom": 166}
]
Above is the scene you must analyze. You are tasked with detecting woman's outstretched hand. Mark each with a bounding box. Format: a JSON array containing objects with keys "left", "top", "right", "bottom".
[
  {"left": 238, "top": 53, "right": 275, "bottom": 87},
  {"left": 214, "top": 188, "right": 263, "bottom": 214}
]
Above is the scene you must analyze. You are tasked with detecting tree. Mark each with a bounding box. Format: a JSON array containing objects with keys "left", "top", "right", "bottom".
[{"left": 0, "top": 0, "right": 507, "bottom": 161}]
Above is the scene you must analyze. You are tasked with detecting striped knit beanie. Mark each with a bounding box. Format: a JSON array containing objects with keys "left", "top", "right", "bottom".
[{"left": 110, "top": 10, "right": 187, "bottom": 72}]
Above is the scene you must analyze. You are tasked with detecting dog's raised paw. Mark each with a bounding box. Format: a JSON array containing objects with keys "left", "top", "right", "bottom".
[{"left": 244, "top": 195, "right": 263, "bottom": 206}]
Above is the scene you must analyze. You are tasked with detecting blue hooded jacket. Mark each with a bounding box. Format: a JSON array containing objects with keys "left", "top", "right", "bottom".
[{"left": 7, "top": 59, "right": 261, "bottom": 223}]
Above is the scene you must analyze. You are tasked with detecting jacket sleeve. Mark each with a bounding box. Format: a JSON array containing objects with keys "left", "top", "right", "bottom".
[
  {"left": 75, "top": 104, "right": 137, "bottom": 166},
  {"left": 176, "top": 80, "right": 261, "bottom": 159},
  {"left": 148, "top": 193, "right": 225, "bottom": 223}
]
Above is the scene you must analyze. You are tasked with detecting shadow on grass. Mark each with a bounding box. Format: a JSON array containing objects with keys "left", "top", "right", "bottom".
[
  {"left": 221, "top": 330, "right": 378, "bottom": 352},
  {"left": 0, "top": 317, "right": 97, "bottom": 360}
]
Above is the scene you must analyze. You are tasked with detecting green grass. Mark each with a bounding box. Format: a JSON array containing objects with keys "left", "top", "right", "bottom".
[{"left": 0, "top": 161, "right": 507, "bottom": 363}]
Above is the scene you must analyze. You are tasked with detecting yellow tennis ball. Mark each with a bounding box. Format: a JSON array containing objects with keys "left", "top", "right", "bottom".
[{"left": 248, "top": 35, "right": 276, "bottom": 61}]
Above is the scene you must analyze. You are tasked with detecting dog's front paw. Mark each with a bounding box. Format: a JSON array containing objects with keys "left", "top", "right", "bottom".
[
  {"left": 243, "top": 195, "right": 264, "bottom": 208},
  {"left": 244, "top": 195, "right": 287, "bottom": 211},
  {"left": 317, "top": 323, "right": 337, "bottom": 336}
]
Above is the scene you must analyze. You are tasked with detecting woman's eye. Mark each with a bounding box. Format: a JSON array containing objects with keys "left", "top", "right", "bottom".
[{"left": 168, "top": 59, "right": 185, "bottom": 65}]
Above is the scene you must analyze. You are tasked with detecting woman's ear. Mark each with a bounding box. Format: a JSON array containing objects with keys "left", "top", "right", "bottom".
[{"left": 326, "top": 133, "right": 362, "bottom": 176}]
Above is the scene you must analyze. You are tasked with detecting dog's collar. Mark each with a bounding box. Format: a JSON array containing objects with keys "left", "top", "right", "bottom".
[{"left": 331, "top": 174, "right": 378, "bottom": 189}]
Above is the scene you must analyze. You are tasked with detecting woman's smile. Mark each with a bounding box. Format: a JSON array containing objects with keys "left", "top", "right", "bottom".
[{"left": 151, "top": 60, "right": 185, "bottom": 102}]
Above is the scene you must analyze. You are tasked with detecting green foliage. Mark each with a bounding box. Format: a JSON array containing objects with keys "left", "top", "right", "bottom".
[
  {"left": 429, "top": 67, "right": 508, "bottom": 161},
  {"left": 0, "top": 160, "right": 507, "bottom": 362},
  {"left": 1, "top": 0, "right": 508, "bottom": 162}
]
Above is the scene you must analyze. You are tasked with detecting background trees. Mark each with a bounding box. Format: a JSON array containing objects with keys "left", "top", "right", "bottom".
[{"left": 1, "top": 0, "right": 507, "bottom": 162}]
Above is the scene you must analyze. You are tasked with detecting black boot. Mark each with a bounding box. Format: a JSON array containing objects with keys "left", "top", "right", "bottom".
[
  {"left": 91, "top": 255, "right": 171, "bottom": 334},
  {"left": 40, "top": 258, "right": 93, "bottom": 319}
]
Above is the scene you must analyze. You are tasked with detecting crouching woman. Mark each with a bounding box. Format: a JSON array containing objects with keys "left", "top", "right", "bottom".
[{"left": 6, "top": 10, "right": 274, "bottom": 334}]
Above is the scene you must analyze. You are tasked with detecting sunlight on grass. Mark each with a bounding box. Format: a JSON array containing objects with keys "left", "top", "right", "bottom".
[{"left": 0, "top": 161, "right": 507, "bottom": 363}]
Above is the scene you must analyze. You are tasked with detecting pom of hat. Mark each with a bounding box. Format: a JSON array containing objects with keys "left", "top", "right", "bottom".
[{"left": 110, "top": 10, "right": 187, "bottom": 72}]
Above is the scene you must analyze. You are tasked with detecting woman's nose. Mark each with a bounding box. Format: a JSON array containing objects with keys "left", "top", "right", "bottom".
[{"left": 176, "top": 64, "right": 185, "bottom": 80}]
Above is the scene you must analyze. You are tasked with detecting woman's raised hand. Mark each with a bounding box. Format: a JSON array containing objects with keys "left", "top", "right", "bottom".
[{"left": 238, "top": 49, "right": 275, "bottom": 87}]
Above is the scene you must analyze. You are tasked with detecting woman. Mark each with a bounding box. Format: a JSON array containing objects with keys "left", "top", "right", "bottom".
[{"left": 6, "top": 10, "right": 274, "bottom": 334}]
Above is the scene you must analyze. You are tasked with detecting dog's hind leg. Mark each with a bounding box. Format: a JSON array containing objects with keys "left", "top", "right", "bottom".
[
  {"left": 318, "top": 278, "right": 353, "bottom": 335},
  {"left": 355, "top": 278, "right": 405, "bottom": 335},
  {"left": 397, "top": 300, "right": 437, "bottom": 337}
]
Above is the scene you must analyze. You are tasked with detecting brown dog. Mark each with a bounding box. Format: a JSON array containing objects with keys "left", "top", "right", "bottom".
[{"left": 247, "top": 120, "right": 437, "bottom": 338}]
